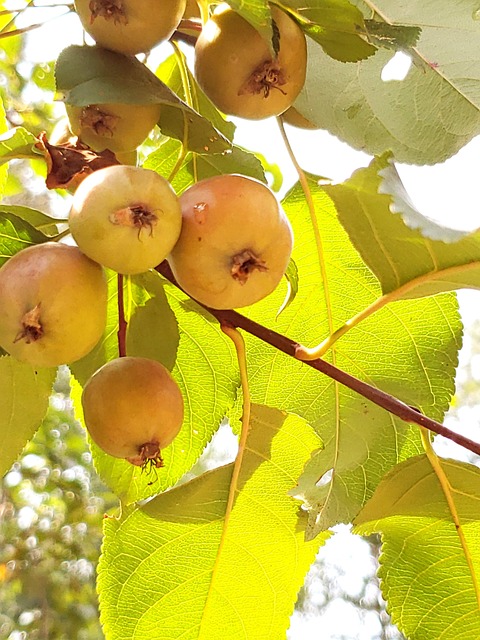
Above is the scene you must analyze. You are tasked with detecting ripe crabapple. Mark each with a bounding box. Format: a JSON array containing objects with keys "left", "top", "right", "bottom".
[
  {"left": 194, "top": 4, "right": 307, "bottom": 119},
  {"left": 74, "top": 0, "right": 187, "bottom": 55},
  {"left": 69, "top": 165, "right": 182, "bottom": 275},
  {"left": 168, "top": 174, "right": 293, "bottom": 309},
  {"left": 0, "top": 243, "right": 107, "bottom": 367},
  {"left": 81, "top": 356, "right": 184, "bottom": 468}
]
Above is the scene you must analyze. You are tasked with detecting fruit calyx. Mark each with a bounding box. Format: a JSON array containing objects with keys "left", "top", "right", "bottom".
[
  {"left": 14, "top": 304, "right": 43, "bottom": 344},
  {"left": 239, "top": 59, "right": 287, "bottom": 98},
  {"left": 126, "top": 440, "right": 164, "bottom": 469},
  {"left": 109, "top": 204, "right": 158, "bottom": 235},
  {"left": 231, "top": 249, "right": 268, "bottom": 284},
  {"left": 89, "top": 0, "right": 127, "bottom": 24},
  {"left": 80, "top": 106, "right": 119, "bottom": 139}
]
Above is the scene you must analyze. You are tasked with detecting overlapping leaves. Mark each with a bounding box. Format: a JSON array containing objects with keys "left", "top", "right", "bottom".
[
  {"left": 99, "top": 406, "right": 325, "bottom": 639},
  {"left": 294, "top": 2, "right": 480, "bottom": 163},
  {"left": 355, "top": 456, "right": 480, "bottom": 639},
  {"left": 242, "top": 176, "right": 461, "bottom": 538},
  {"left": 71, "top": 271, "right": 239, "bottom": 504}
]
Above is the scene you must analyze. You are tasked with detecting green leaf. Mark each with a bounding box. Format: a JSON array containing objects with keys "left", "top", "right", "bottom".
[
  {"left": 354, "top": 455, "right": 480, "bottom": 640},
  {"left": 0, "top": 209, "right": 53, "bottom": 266},
  {"left": 364, "top": 20, "right": 422, "bottom": 51},
  {"left": 72, "top": 272, "right": 239, "bottom": 504},
  {"left": 0, "top": 205, "right": 64, "bottom": 237},
  {"left": 55, "top": 45, "right": 230, "bottom": 155},
  {"left": 239, "top": 180, "right": 461, "bottom": 536},
  {"left": 0, "top": 356, "right": 55, "bottom": 476},
  {"left": 156, "top": 52, "right": 235, "bottom": 142},
  {"left": 0, "top": 127, "right": 39, "bottom": 166},
  {"left": 144, "top": 139, "right": 266, "bottom": 194},
  {"left": 99, "top": 406, "right": 325, "bottom": 639},
  {"left": 295, "top": 1, "right": 480, "bottom": 163},
  {"left": 287, "top": 0, "right": 377, "bottom": 62},
  {"left": 226, "top": 0, "right": 273, "bottom": 44},
  {"left": 276, "top": 257, "right": 299, "bottom": 318},
  {"left": 326, "top": 154, "right": 480, "bottom": 299}
]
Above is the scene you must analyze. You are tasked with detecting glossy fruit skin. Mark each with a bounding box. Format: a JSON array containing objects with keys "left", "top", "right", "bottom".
[
  {"left": 194, "top": 4, "right": 307, "bottom": 119},
  {"left": 168, "top": 174, "right": 293, "bottom": 309},
  {"left": 82, "top": 356, "right": 184, "bottom": 465},
  {"left": 75, "top": 0, "right": 186, "bottom": 55},
  {"left": 69, "top": 165, "right": 182, "bottom": 275},
  {"left": 66, "top": 102, "right": 161, "bottom": 153},
  {"left": 0, "top": 243, "right": 107, "bottom": 367}
]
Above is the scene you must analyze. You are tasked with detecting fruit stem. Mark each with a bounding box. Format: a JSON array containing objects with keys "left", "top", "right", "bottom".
[
  {"left": 117, "top": 273, "right": 127, "bottom": 357},
  {"left": 200, "top": 323, "right": 251, "bottom": 619}
]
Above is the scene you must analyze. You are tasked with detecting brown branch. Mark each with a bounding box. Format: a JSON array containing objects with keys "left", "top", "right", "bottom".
[{"left": 156, "top": 261, "right": 480, "bottom": 457}]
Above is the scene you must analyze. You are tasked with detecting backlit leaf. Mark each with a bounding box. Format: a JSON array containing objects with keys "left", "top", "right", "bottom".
[
  {"left": 99, "top": 406, "right": 325, "bottom": 639},
  {"left": 354, "top": 455, "right": 480, "bottom": 639}
]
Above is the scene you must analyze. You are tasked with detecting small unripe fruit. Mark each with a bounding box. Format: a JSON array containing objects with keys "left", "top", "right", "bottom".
[
  {"left": 66, "top": 102, "right": 161, "bottom": 153},
  {"left": 69, "top": 165, "right": 182, "bottom": 275},
  {"left": 168, "top": 174, "right": 293, "bottom": 309},
  {"left": 82, "top": 356, "right": 184, "bottom": 467},
  {"left": 75, "top": 0, "right": 187, "bottom": 56},
  {"left": 0, "top": 243, "right": 107, "bottom": 367},
  {"left": 194, "top": 4, "right": 307, "bottom": 119}
]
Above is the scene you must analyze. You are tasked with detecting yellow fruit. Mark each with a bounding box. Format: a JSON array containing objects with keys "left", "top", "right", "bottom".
[
  {"left": 82, "top": 356, "right": 184, "bottom": 467},
  {"left": 194, "top": 4, "right": 307, "bottom": 119},
  {"left": 75, "top": 0, "right": 187, "bottom": 55},
  {"left": 168, "top": 174, "right": 293, "bottom": 309},
  {"left": 0, "top": 243, "right": 107, "bottom": 367},
  {"left": 69, "top": 165, "right": 182, "bottom": 275},
  {"left": 66, "top": 102, "right": 161, "bottom": 153},
  {"left": 282, "top": 106, "right": 318, "bottom": 129}
]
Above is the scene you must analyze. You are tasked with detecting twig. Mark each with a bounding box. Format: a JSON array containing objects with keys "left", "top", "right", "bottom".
[
  {"left": 117, "top": 274, "right": 127, "bottom": 358},
  {"left": 156, "top": 261, "right": 480, "bottom": 457}
]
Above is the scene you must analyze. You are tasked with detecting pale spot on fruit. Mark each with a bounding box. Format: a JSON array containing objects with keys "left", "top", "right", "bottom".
[{"left": 193, "top": 202, "right": 208, "bottom": 224}]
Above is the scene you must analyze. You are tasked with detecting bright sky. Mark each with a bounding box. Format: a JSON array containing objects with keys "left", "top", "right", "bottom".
[{"left": 9, "top": 3, "right": 480, "bottom": 639}]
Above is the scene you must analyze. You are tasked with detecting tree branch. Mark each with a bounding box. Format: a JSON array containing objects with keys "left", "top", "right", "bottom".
[{"left": 156, "top": 261, "right": 480, "bottom": 457}]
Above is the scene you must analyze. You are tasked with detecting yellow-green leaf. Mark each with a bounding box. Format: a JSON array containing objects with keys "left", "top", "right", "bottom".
[
  {"left": 98, "top": 406, "right": 325, "bottom": 639},
  {"left": 354, "top": 455, "right": 480, "bottom": 640}
]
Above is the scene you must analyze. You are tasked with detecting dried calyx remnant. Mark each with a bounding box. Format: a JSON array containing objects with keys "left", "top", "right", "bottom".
[
  {"left": 231, "top": 249, "right": 267, "bottom": 284},
  {"left": 89, "top": 0, "right": 127, "bottom": 23},
  {"left": 14, "top": 304, "right": 43, "bottom": 344},
  {"left": 239, "top": 60, "right": 287, "bottom": 98},
  {"left": 109, "top": 204, "right": 158, "bottom": 236},
  {"left": 127, "top": 441, "right": 164, "bottom": 469},
  {"left": 80, "top": 106, "right": 119, "bottom": 138},
  {"left": 238, "top": 19, "right": 286, "bottom": 98}
]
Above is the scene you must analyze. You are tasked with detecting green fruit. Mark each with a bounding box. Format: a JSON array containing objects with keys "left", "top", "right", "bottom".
[
  {"left": 82, "top": 356, "right": 184, "bottom": 467},
  {"left": 168, "top": 174, "right": 293, "bottom": 309},
  {"left": 69, "top": 165, "right": 182, "bottom": 275},
  {"left": 75, "top": 0, "right": 187, "bottom": 55},
  {"left": 0, "top": 243, "right": 107, "bottom": 367},
  {"left": 66, "top": 102, "right": 161, "bottom": 153},
  {"left": 194, "top": 4, "right": 307, "bottom": 119}
]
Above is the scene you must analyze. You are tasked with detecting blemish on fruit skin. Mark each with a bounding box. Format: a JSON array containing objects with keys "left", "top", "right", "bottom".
[{"left": 193, "top": 202, "right": 208, "bottom": 224}]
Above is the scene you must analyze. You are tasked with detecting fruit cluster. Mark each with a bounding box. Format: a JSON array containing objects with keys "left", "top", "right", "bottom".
[{"left": 0, "top": 0, "right": 300, "bottom": 471}]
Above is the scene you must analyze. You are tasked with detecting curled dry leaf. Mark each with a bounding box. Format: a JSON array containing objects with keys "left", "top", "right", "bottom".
[{"left": 35, "top": 131, "right": 119, "bottom": 191}]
